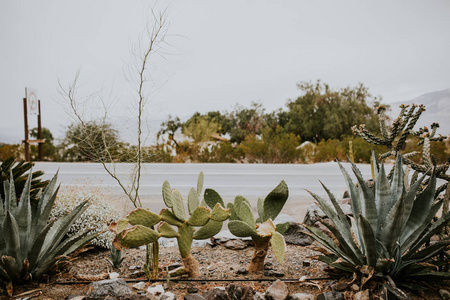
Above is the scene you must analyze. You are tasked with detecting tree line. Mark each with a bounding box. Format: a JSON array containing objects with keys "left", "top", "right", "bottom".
[{"left": 2, "top": 81, "right": 447, "bottom": 164}]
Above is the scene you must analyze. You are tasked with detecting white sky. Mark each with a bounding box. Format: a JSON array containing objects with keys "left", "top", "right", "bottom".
[{"left": 1, "top": 0, "right": 449, "bottom": 144}]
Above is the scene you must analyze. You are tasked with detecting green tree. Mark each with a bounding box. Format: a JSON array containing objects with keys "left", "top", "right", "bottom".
[
  {"left": 228, "top": 102, "right": 265, "bottom": 143},
  {"left": 30, "top": 127, "right": 56, "bottom": 161},
  {"left": 285, "top": 81, "right": 383, "bottom": 142},
  {"left": 61, "top": 121, "right": 126, "bottom": 162},
  {"left": 157, "top": 115, "right": 182, "bottom": 147}
]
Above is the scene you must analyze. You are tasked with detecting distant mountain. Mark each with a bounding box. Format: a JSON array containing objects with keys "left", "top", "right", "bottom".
[{"left": 389, "top": 89, "right": 450, "bottom": 134}]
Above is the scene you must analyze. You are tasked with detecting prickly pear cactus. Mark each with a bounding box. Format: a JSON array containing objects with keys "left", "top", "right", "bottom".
[
  {"left": 225, "top": 180, "right": 290, "bottom": 272},
  {"left": 111, "top": 172, "right": 230, "bottom": 278}
]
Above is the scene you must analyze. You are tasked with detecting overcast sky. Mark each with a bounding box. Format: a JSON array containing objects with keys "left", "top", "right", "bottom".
[{"left": 1, "top": 0, "right": 449, "bottom": 144}]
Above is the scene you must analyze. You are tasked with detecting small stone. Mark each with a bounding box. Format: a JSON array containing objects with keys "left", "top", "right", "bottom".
[
  {"left": 203, "top": 287, "right": 229, "bottom": 300},
  {"left": 129, "top": 265, "right": 139, "bottom": 270},
  {"left": 264, "top": 270, "right": 285, "bottom": 277},
  {"left": 288, "top": 293, "right": 314, "bottom": 300},
  {"left": 440, "top": 289, "right": 450, "bottom": 300},
  {"left": 351, "top": 284, "right": 360, "bottom": 292},
  {"left": 354, "top": 289, "right": 370, "bottom": 300},
  {"left": 129, "top": 270, "right": 145, "bottom": 278},
  {"left": 184, "top": 294, "right": 206, "bottom": 300},
  {"left": 224, "top": 239, "right": 248, "bottom": 250},
  {"left": 147, "top": 284, "right": 165, "bottom": 298},
  {"left": 188, "top": 287, "right": 199, "bottom": 293},
  {"left": 302, "top": 260, "right": 311, "bottom": 267},
  {"left": 282, "top": 223, "right": 315, "bottom": 246},
  {"left": 264, "top": 279, "right": 289, "bottom": 300},
  {"left": 109, "top": 272, "right": 120, "bottom": 279},
  {"left": 236, "top": 268, "right": 248, "bottom": 275},
  {"left": 160, "top": 292, "right": 178, "bottom": 300},
  {"left": 133, "top": 281, "right": 146, "bottom": 290},
  {"left": 316, "top": 291, "right": 344, "bottom": 300},
  {"left": 65, "top": 296, "right": 85, "bottom": 300},
  {"left": 87, "top": 278, "right": 132, "bottom": 298},
  {"left": 226, "top": 283, "right": 255, "bottom": 300},
  {"left": 332, "top": 282, "right": 348, "bottom": 292},
  {"left": 254, "top": 292, "right": 264, "bottom": 300}
]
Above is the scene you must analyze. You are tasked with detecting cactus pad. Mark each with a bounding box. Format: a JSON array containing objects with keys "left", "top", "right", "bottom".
[
  {"left": 211, "top": 203, "right": 230, "bottom": 222},
  {"left": 235, "top": 198, "right": 254, "bottom": 228},
  {"left": 127, "top": 208, "right": 161, "bottom": 228},
  {"left": 160, "top": 209, "right": 183, "bottom": 227},
  {"left": 162, "top": 180, "right": 173, "bottom": 208},
  {"left": 187, "top": 187, "right": 200, "bottom": 215},
  {"left": 171, "top": 189, "right": 186, "bottom": 221},
  {"left": 197, "top": 171, "right": 204, "bottom": 195},
  {"left": 157, "top": 222, "right": 180, "bottom": 238},
  {"left": 187, "top": 206, "right": 210, "bottom": 226},
  {"left": 270, "top": 231, "right": 286, "bottom": 264},
  {"left": 177, "top": 223, "right": 193, "bottom": 258},
  {"left": 228, "top": 220, "right": 257, "bottom": 238},
  {"left": 193, "top": 219, "right": 223, "bottom": 240},
  {"left": 120, "top": 225, "right": 160, "bottom": 248},
  {"left": 256, "top": 219, "right": 276, "bottom": 237},
  {"left": 204, "top": 188, "right": 225, "bottom": 209},
  {"left": 263, "top": 180, "right": 289, "bottom": 222}
]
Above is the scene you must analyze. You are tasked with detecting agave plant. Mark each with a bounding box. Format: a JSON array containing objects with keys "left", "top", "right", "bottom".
[
  {"left": 305, "top": 154, "right": 450, "bottom": 292},
  {"left": 0, "top": 170, "right": 98, "bottom": 284},
  {"left": 0, "top": 156, "right": 49, "bottom": 205}
]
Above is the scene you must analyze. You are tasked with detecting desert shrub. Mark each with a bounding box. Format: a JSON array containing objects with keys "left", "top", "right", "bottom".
[{"left": 51, "top": 189, "right": 120, "bottom": 249}]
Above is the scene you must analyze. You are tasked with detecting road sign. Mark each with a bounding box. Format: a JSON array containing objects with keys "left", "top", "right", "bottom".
[{"left": 26, "top": 87, "right": 39, "bottom": 115}]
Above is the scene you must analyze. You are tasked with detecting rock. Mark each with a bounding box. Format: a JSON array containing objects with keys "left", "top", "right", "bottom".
[
  {"left": 316, "top": 291, "right": 344, "bottom": 300},
  {"left": 129, "top": 270, "right": 145, "bottom": 278},
  {"left": 288, "top": 293, "right": 315, "bottom": 300},
  {"left": 184, "top": 294, "right": 206, "bottom": 300},
  {"left": 87, "top": 278, "right": 132, "bottom": 299},
  {"left": 264, "top": 279, "right": 289, "bottom": 300},
  {"left": 303, "top": 203, "right": 326, "bottom": 225},
  {"left": 132, "top": 281, "right": 146, "bottom": 290},
  {"left": 440, "top": 289, "right": 450, "bottom": 300},
  {"left": 332, "top": 282, "right": 348, "bottom": 292},
  {"left": 109, "top": 272, "right": 120, "bottom": 279},
  {"left": 204, "top": 287, "right": 230, "bottom": 300},
  {"left": 302, "top": 260, "right": 311, "bottom": 267},
  {"left": 354, "top": 289, "right": 371, "bottom": 300},
  {"left": 147, "top": 284, "right": 165, "bottom": 298},
  {"left": 226, "top": 283, "right": 255, "bottom": 300},
  {"left": 254, "top": 292, "right": 264, "bottom": 300},
  {"left": 273, "top": 214, "right": 297, "bottom": 224},
  {"left": 263, "top": 270, "right": 285, "bottom": 277},
  {"left": 282, "top": 222, "right": 315, "bottom": 246},
  {"left": 236, "top": 268, "right": 248, "bottom": 275},
  {"left": 160, "top": 292, "right": 178, "bottom": 300},
  {"left": 224, "top": 239, "right": 249, "bottom": 250},
  {"left": 188, "top": 287, "right": 199, "bottom": 293}
]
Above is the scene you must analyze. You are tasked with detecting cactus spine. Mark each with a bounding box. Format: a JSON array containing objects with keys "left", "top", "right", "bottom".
[{"left": 224, "top": 180, "right": 290, "bottom": 272}]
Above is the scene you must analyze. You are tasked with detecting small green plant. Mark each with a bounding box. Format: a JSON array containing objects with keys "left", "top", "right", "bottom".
[
  {"left": 305, "top": 154, "right": 450, "bottom": 294},
  {"left": 111, "top": 172, "right": 230, "bottom": 277},
  {"left": 221, "top": 180, "right": 289, "bottom": 272},
  {"left": 0, "top": 156, "right": 49, "bottom": 205},
  {"left": 106, "top": 243, "right": 124, "bottom": 269},
  {"left": 0, "top": 170, "right": 98, "bottom": 284}
]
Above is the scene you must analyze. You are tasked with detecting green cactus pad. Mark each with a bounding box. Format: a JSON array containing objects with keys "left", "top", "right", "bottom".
[
  {"left": 171, "top": 189, "right": 186, "bottom": 221},
  {"left": 204, "top": 188, "right": 225, "bottom": 209},
  {"left": 188, "top": 187, "right": 200, "bottom": 215},
  {"left": 193, "top": 219, "right": 222, "bottom": 240},
  {"left": 127, "top": 208, "right": 161, "bottom": 228},
  {"left": 187, "top": 206, "right": 211, "bottom": 226},
  {"left": 197, "top": 171, "right": 204, "bottom": 195},
  {"left": 157, "top": 222, "right": 180, "bottom": 238},
  {"left": 211, "top": 203, "right": 230, "bottom": 222},
  {"left": 257, "top": 197, "right": 264, "bottom": 222},
  {"left": 276, "top": 222, "right": 290, "bottom": 235},
  {"left": 235, "top": 198, "right": 254, "bottom": 228},
  {"left": 228, "top": 220, "right": 258, "bottom": 238},
  {"left": 263, "top": 180, "right": 289, "bottom": 222},
  {"left": 227, "top": 203, "right": 238, "bottom": 220},
  {"left": 160, "top": 209, "right": 183, "bottom": 227},
  {"left": 200, "top": 197, "right": 207, "bottom": 208},
  {"left": 177, "top": 223, "right": 193, "bottom": 258},
  {"left": 162, "top": 180, "right": 173, "bottom": 208},
  {"left": 116, "top": 218, "right": 129, "bottom": 233},
  {"left": 120, "top": 225, "right": 160, "bottom": 248},
  {"left": 271, "top": 231, "right": 286, "bottom": 264}
]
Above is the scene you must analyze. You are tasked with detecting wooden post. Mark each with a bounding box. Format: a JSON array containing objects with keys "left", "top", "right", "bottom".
[
  {"left": 23, "top": 97, "right": 30, "bottom": 161},
  {"left": 38, "top": 100, "right": 43, "bottom": 161}
]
